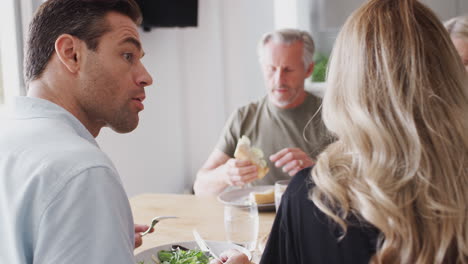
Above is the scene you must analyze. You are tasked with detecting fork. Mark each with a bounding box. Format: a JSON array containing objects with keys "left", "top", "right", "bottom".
[{"left": 141, "top": 216, "right": 178, "bottom": 237}]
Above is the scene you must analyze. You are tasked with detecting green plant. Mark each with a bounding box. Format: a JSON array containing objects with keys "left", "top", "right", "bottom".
[{"left": 311, "top": 53, "right": 329, "bottom": 82}]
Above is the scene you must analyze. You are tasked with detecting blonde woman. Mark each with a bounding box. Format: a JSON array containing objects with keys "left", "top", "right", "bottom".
[
  {"left": 445, "top": 15, "right": 468, "bottom": 72},
  {"left": 212, "top": 0, "right": 468, "bottom": 263},
  {"left": 307, "top": 0, "right": 468, "bottom": 262}
]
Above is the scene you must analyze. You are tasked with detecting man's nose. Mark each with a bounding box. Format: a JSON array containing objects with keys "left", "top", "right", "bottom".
[
  {"left": 274, "top": 70, "right": 285, "bottom": 85},
  {"left": 137, "top": 65, "right": 153, "bottom": 87}
]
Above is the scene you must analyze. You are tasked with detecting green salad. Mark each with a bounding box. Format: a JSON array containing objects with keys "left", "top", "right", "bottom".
[{"left": 137, "top": 247, "right": 211, "bottom": 264}]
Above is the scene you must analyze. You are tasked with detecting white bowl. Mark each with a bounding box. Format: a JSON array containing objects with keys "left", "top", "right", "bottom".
[{"left": 134, "top": 240, "right": 251, "bottom": 263}]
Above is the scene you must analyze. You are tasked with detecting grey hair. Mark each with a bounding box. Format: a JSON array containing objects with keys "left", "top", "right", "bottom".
[
  {"left": 257, "top": 28, "right": 315, "bottom": 69},
  {"left": 444, "top": 15, "right": 468, "bottom": 40}
]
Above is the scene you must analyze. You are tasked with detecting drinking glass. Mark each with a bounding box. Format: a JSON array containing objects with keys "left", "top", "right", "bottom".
[
  {"left": 224, "top": 202, "right": 259, "bottom": 251},
  {"left": 274, "top": 179, "right": 290, "bottom": 211}
]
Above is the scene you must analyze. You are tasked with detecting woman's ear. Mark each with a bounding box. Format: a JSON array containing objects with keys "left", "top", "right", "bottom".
[{"left": 54, "top": 34, "right": 82, "bottom": 74}]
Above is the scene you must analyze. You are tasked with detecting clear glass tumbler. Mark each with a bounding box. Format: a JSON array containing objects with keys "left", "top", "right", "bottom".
[
  {"left": 274, "top": 179, "right": 290, "bottom": 211},
  {"left": 224, "top": 202, "right": 259, "bottom": 251}
]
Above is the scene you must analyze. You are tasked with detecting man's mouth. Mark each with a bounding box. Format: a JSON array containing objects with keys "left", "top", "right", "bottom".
[
  {"left": 273, "top": 85, "right": 290, "bottom": 92},
  {"left": 132, "top": 95, "right": 146, "bottom": 110},
  {"left": 132, "top": 95, "right": 146, "bottom": 102},
  {"left": 274, "top": 89, "right": 289, "bottom": 93}
]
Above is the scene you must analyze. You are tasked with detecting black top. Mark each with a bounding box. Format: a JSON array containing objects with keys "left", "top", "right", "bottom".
[{"left": 260, "top": 167, "right": 379, "bottom": 264}]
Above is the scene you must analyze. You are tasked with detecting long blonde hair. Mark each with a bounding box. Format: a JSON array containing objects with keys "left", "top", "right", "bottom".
[{"left": 311, "top": 0, "right": 468, "bottom": 263}]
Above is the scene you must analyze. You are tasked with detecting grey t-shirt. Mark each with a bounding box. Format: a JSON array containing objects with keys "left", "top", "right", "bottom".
[{"left": 217, "top": 92, "right": 331, "bottom": 185}]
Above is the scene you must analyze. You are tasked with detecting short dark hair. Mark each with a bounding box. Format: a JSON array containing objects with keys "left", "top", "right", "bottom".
[{"left": 24, "top": 0, "right": 142, "bottom": 83}]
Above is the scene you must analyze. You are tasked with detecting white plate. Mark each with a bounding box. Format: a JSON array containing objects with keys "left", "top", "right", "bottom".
[
  {"left": 134, "top": 240, "right": 251, "bottom": 263},
  {"left": 217, "top": 185, "right": 275, "bottom": 211}
]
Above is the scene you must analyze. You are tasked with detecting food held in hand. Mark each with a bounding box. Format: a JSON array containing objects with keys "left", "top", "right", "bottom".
[
  {"left": 234, "top": 135, "right": 269, "bottom": 179},
  {"left": 249, "top": 188, "right": 275, "bottom": 204}
]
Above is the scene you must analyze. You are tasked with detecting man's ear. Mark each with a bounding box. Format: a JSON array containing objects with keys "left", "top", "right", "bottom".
[
  {"left": 54, "top": 34, "right": 83, "bottom": 74},
  {"left": 305, "top": 63, "right": 314, "bottom": 78}
]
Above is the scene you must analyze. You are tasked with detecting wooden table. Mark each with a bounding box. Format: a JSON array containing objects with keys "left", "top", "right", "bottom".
[{"left": 130, "top": 193, "right": 276, "bottom": 255}]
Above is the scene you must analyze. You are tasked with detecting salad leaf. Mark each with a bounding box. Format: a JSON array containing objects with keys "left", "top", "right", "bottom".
[
  {"left": 157, "top": 248, "right": 210, "bottom": 264},
  {"left": 158, "top": 251, "right": 174, "bottom": 261}
]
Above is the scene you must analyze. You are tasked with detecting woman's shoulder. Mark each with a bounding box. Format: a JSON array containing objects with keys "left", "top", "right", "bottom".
[{"left": 286, "top": 166, "right": 315, "bottom": 196}]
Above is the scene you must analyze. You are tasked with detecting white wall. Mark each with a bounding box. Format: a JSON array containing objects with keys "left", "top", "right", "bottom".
[
  {"left": 1, "top": 0, "right": 26, "bottom": 104},
  {"left": 97, "top": 0, "right": 274, "bottom": 197}
]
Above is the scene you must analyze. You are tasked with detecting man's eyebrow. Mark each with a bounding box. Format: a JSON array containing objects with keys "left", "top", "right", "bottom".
[{"left": 120, "top": 37, "right": 145, "bottom": 57}]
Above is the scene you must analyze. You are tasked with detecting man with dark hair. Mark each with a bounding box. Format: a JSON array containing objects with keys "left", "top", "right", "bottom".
[{"left": 0, "top": 0, "right": 153, "bottom": 263}]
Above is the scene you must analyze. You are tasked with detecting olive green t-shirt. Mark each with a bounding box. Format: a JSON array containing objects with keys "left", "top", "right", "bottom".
[{"left": 216, "top": 92, "right": 331, "bottom": 186}]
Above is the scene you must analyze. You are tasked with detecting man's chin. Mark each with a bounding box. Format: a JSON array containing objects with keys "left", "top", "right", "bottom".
[
  {"left": 269, "top": 95, "right": 293, "bottom": 108},
  {"left": 108, "top": 119, "right": 139, "bottom": 134}
]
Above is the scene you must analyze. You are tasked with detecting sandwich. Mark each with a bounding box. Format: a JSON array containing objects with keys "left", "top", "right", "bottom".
[
  {"left": 249, "top": 188, "right": 274, "bottom": 204},
  {"left": 234, "top": 135, "right": 269, "bottom": 179}
]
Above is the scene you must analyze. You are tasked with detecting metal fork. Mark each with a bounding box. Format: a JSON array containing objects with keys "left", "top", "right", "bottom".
[{"left": 141, "top": 216, "right": 178, "bottom": 237}]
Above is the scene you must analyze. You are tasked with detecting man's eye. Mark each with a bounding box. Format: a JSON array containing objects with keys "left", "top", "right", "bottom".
[{"left": 123, "top": 53, "right": 134, "bottom": 62}]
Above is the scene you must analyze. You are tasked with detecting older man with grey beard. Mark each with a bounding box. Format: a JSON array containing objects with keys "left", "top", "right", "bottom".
[{"left": 194, "top": 28, "right": 331, "bottom": 196}]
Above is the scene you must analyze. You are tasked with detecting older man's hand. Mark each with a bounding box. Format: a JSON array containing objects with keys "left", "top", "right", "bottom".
[
  {"left": 223, "top": 158, "right": 259, "bottom": 187},
  {"left": 270, "top": 147, "right": 315, "bottom": 176}
]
